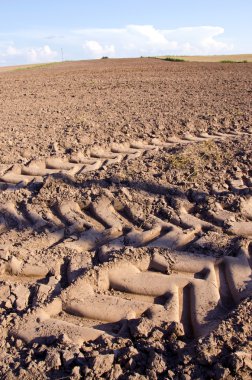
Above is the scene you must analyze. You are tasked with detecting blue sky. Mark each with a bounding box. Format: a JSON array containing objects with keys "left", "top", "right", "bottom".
[{"left": 0, "top": 0, "right": 251, "bottom": 66}]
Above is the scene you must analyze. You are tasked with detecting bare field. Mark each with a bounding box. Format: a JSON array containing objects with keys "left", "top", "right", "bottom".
[{"left": 0, "top": 58, "right": 251, "bottom": 379}]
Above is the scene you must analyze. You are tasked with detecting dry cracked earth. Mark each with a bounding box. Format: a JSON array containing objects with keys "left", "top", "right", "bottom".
[{"left": 0, "top": 58, "right": 251, "bottom": 379}]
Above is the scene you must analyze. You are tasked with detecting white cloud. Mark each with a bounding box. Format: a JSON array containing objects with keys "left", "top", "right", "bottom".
[
  {"left": 77, "top": 25, "right": 234, "bottom": 58},
  {"left": 127, "top": 25, "right": 169, "bottom": 45},
  {"left": 26, "top": 45, "right": 58, "bottom": 63},
  {"left": 83, "top": 40, "right": 115, "bottom": 58},
  {"left": 0, "top": 44, "right": 58, "bottom": 65},
  {"left": 161, "top": 26, "right": 233, "bottom": 54},
  {"left": 6, "top": 45, "right": 20, "bottom": 56}
]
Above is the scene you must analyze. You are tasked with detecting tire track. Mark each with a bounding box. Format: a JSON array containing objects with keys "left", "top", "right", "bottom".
[
  {"left": 0, "top": 130, "right": 250, "bottom": 190},
  {"left": 11, "top": 243, "right": 252, "bottom": 344},
  {"left": 1, "top": 187, "right": 252, "bottom": 259}
]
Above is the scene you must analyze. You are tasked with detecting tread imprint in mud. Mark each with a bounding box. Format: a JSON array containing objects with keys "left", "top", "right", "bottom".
[
  {"left": 1, "top": 188, "right": 252, "bottom": 260},
  {"left": 0, "top": 131, "right": 250, "bottom": 190},
  {"left": 12, "top": 243, "right": 252, "bottom": 345},
  {"left": 1, "top": 130, "right": 251, "bottom": 347}
]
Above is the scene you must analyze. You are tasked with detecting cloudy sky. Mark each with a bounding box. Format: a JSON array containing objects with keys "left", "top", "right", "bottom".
[{"left": 0, "top": 0, "right": 251, "bottom": 66}]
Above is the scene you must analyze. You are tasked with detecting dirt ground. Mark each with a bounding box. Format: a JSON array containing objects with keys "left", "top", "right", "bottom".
[{"left": 0, "top": 58, "right": 251, "bottom": 379}]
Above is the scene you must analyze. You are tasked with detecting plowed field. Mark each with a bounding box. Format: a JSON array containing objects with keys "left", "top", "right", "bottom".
[{"left": 0, "top": 58, "right": 251, "bottom": 380}]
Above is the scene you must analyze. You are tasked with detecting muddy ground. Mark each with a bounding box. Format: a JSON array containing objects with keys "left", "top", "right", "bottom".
[{"left": 0, "top": 58, "right": 251, "bottom": 379}]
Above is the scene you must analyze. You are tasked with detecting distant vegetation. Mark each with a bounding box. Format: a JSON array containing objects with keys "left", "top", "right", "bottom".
[
  {"left": 157, "top": 54, "right": 252, "bottom": 63},
  {"left": 13, "top": 62, "right": 60, "bottom": 71},
  {"left": 162, "top": 57, "right": 185, "bottom": 62},
  {"left": 101, "top": 56, "right": 109, "bottom": 59},
  {"left": 220, "top": 60, "right": 248, "bottom": 63},
  {"left": 0, "top": 61, "right": 62, "bottom": 73}
]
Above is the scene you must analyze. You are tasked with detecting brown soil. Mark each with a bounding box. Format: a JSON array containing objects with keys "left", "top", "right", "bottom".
[{"left": 0, "top": 58, "right": 251, "bottom": 379}]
